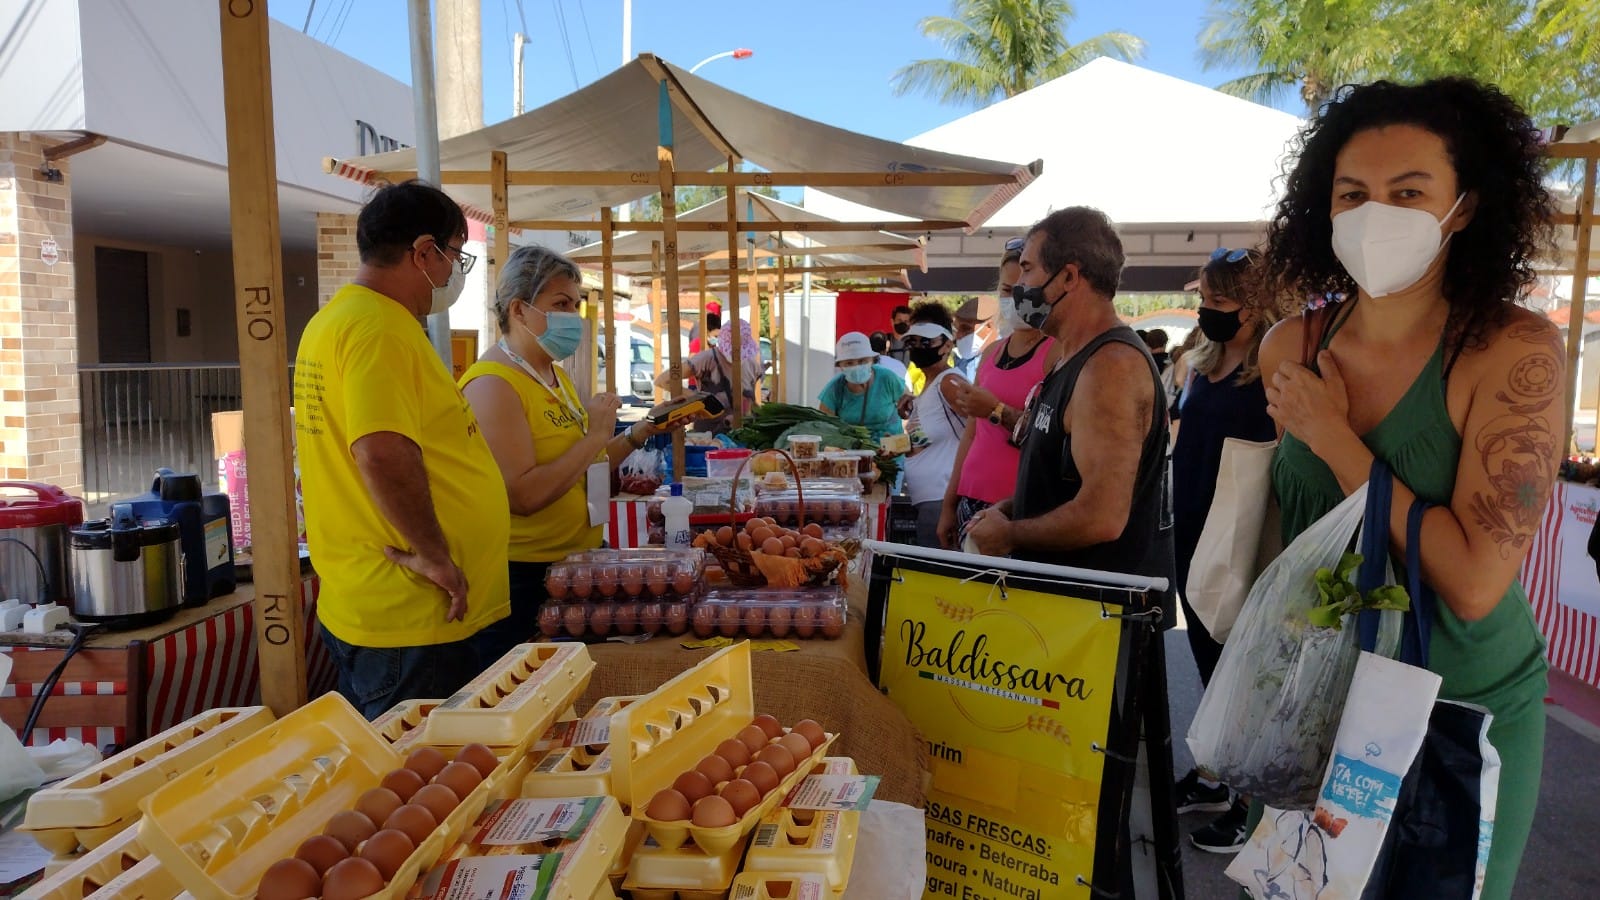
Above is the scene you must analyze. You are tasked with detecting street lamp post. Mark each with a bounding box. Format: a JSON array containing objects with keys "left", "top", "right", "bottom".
[{"left": 689, "top": 48, "right": 754, "bottom": 74}]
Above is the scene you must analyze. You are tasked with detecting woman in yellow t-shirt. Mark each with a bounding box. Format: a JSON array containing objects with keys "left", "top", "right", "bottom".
[{"left": 461, "top": 245, "right": 669, "bottom": 663}]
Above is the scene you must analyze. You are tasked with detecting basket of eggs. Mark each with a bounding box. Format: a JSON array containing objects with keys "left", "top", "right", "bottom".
[{"left": 692, "top": 449, "right": 849, "bottom": 588}]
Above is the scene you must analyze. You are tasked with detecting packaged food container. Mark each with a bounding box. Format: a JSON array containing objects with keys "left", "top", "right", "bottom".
[
  {"left": 879, "top": 433, "right": 910, "bottom": 455},
  {"left": 784, "top": 435, "right": 822, "bottom": 460},
  {"left": 548, "top": 550, "right": 707, "bottom": 603},
  {"left": 819, "top": 452, "right": 859, "bottom": 480},
  {"left": 751, "top": 492, "right": 865, "bottom": 530},
  {"left": 538, "top": 599, "right": 696, "bottom": 639},
  {"left": 704, "top": 449, "right": 754, "bottom": 480},
  {"left": 695, "top": 588, "right": 848, "bottom": 640}
]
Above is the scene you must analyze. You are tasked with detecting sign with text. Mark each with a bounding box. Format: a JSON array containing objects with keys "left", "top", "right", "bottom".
[{"left": 878, "top": 566, "right": 1130, "bottom": 899}]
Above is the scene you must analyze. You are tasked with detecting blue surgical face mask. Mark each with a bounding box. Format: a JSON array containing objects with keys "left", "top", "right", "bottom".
[
  {"left": 841, "top": 364, "right": 873, "bottom": 385},
  {"left": 521, "top": 305, "right": 585, "bottom": 361}
]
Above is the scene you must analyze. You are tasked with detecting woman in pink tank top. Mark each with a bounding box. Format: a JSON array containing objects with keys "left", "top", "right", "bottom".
[{"left": 936, "top": 241, "right": 1055, "bottom": 548}]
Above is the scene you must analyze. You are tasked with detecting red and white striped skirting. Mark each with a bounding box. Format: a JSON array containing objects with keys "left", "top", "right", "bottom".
[{"left": 1522, "top": 481, "right": 1600, "bottom": 689}]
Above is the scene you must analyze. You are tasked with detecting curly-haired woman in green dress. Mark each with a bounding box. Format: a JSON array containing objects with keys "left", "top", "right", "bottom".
[{"left": 1257, "top": 78, "right": 1561, "bottom": 899}]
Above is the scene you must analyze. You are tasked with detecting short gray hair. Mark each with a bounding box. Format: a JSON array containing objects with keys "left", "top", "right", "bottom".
[
  {"left": 1026, "top": 207, "right": 1125, "bottom": 298},
  {"left": 494, "top": 244, "right": 582, "bottom": 331}
]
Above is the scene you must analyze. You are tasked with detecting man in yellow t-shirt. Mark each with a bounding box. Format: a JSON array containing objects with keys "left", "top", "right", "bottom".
[{"left": 293, "top": 181, "right": 510, "bottom": 718}]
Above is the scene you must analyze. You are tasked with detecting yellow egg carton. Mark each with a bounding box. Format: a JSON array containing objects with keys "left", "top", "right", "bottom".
[
  {"left": 728, "top": 872, "right": 835, "bottom": 900},
  {"left": 422, "top": 643, "right": 595, "bottom": 748},
  {"left": 742, "top": 808, "right": 858, "bottom": 893},
  {"left": 427, "top": 795, "right": 628, "bottom": 900},
  {"left": 610, "top": 642, "right": 836, "bottom": 856},
  {"left": 21, "top": 824, "right": 182, "bottom": 900},
  {"left": 520, "top": 695, "right": 644, "bottom": 801},
  {"left": 370, "top": 698, "right": 443, "bottom": 745},
  {"left": 607, "top": 820, "right": 648, "bottom": 894},
  {"left": 136, "top": 692, "right": 501, "bottom": 900},
  {"left": 21, "top": 707, "right": 275, "bottom": 855},
  {"left": 621, "top": 828, "right": 754, "bottom": 900}
]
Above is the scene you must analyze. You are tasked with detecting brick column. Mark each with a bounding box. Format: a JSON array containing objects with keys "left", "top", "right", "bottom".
[
  {"left": 316, "top": 212, "right": 359, "bottom": 307},
  {"left": 0, "top": 134, "right": 82, "bottom": 494}
]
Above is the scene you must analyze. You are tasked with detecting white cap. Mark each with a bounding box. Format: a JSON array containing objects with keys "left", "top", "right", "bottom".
[
  {"left": 834, "top": 332, "right": 873, "bottom": 363},
  {"left": 906, "top": 322, "right": 952, "bottom": 342}
]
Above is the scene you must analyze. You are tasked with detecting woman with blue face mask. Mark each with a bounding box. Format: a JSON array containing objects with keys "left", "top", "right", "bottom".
[
  {"left": 817, "top": 331, "right": 907, "bottom": 442},
  {"left": 461, "top": 244, "right": 672, "bottom": 664}
]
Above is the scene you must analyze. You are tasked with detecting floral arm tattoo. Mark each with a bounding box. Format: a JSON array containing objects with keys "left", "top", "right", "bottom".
[{"left": 1468, "top": 323, "right": 1566, "bottom": 559}]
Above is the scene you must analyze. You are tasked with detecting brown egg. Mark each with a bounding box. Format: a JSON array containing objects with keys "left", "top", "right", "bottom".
[
  {"left": 692, "top": 604, "right": 717, "bottom": 638},
  {"left": 588, "top": 603, "right": 614, "bottom": 636},
  {"left": 690, "top": 795, "right": 738, "bottom": 828},
  {"left": 780, "top": 534, "right": 798, "bottom": 551},
  {"left": 744, "top": 517, "right": 766, "bottom": 535},
  {"left": 792, "top": 719, "right": 828, "bottom": 751},
  {"left": 614, "top": 603, "right": 640, "bottom": 634},
  {"left": 403, "top": 747, "right": 448, "bottom": 782},
  {"left": 778, "top": 732, "right": 814, "bottom": 761},
  {"left": 638, "top": 602, "right": 665, "bottom": 636},
  {"left": 569, "top": 566, "right": 594, "bottom": 599},
  {"left": 543, "top": 568, "right": 570, "bottom": 600},
  {"left": 715, "top": 738, "right": 751, "bottom": 768},
  {"left": 596, "top": 565, "right": 619, "bottom": 598},
  {"left": 743, "top": 606, "right": 768, "bottom": 637},
  {"left": 646, "top": 564, "right": 669, "bottom": 596},
  {"left": 294, "top": 834, "right": 349, "bottom": 877},
  {"left": 717, "top": 605, "right": 743, "bottom": 637},
  {"left": 672, "top": 571, "right": 695, "bottom": 596},
  {"left": 666, "top": 602, "right": 690, "bottom": 635},
  {"left": 736, "top": 532, "right": 755, "bottom": 551},
  {"left": 799, "top": 537, "right": 825, "bottom": 558},
  {"left": 762, "top": 516, "right": 778, "bottom": 527},
  {"left": 537, "top": 604, "right": 563, "bottom": 637},
  {"left": 256, "top": 858, "right": 321, "bottom": 900},
  {"left": 696, "top": 753, "right": 735, "bottom": 785},
  {"left": 784, "top": 548, "right": 802, "bottom": 559},
  {"left": 563, "top": 604, "right": 588, "bottom": 637},
  {"left": 322, "top": 810, "right": 377, "bottom": 853},
  {"left": 672, "top": 770, "right": 715, "bottom": 803},
  {"left": 357, "top": 828, "right": 416, "bottom": 880},
  {"left": 645, "top": 788, "right": 693, "bottom": 821},
  {"left": 793, "top": 606, "right": 817, "bottom": 638},
  {"left": 741, "top": 760, "right": 781, "bottom": 795},
  {"left": 353, "top": 788, "right": 403, "bottom": 834},
  {"left": 432, "top": 761, "right": 483, "bottom": 798},
  {"left": 751, "top": 526, "right": 775, "bottom": 545},
  {"left": 455, "top": 743, "right": 500, "bottom": 779},
  {"left": 736, "top": 724, "right": 769, "bottom": 754},
  {"left": 751, "top": 714, "right": 784, "bottom": 741},
  {"left": 802, "top": 523, "right": 824, "bottom": 539},
  {"left": 719, "top": 779, "right": 762, "bottom": 817},
  {"left": 320, "top": 856, "right": 387, "bottom": 900},
  {"left": 380, "top": 768, "right": 426, "bottom": 803},
  {"left": 716, "top": 526, "right": 735, "bottom": 546},
  {"left": 382, "top": 803, "right": 438, "bottom": 845},
  {"left": 767, "top": 606, "right": 792, "bottom": 637},
  {"left": 755, "top": 743, "right": 797, "bottom": 777},
  {"left": 622, "top": 565, "right": 646, "bottom": 596},
  {"left": 411, "top": 783, "right": 460, "bottom": 822},
  {"left": 760, "top": 537, "right": 784, "bottom": 556},
  {"left": 821, "top": 607, "right": 844, "bottom": 639}
]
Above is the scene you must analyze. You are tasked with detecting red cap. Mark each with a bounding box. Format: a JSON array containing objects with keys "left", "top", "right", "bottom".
[{"left": 0, "top": 482, "right": 85, "bottom": 529}]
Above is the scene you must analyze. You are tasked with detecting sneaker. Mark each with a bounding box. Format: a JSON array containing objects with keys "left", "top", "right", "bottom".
[
  {"left": 1189, "top": 798, "right": 1249, "bottom": 853},
  {"left": 1174, "top": 769, "right": 1231, "bottom": 815}
]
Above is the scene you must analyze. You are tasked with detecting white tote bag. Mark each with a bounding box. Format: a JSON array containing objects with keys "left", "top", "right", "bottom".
[{"left": 1186, "top": 437, "right": 1280, "bottom": 641}]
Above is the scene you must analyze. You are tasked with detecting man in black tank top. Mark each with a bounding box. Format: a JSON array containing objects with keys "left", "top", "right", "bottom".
[{"left": 965, "top": 207, "right": 1175, "bottom": 618}]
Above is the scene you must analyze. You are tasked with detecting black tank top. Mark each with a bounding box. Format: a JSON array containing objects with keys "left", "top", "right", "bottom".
[{"left": 1012, "top": 326, "right": 1175, "bottom": 612}]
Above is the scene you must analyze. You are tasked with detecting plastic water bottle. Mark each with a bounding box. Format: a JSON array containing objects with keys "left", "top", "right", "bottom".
[{"left": 663, "top": 483, "right": 694, "bottom": 552}]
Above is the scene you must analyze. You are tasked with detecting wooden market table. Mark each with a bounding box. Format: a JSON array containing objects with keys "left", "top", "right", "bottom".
[{"left": 0, "top": 572, "right": 331, "bottom": 749}]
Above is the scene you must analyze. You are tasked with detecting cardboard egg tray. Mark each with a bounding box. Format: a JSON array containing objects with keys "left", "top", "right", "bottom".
[
  {"left": 426, "top": 795, "right": 628, "bottom": 900},
  {"left": 136, "top": 692, "right": 502, "bottom": 900},
  {"left": 609, "top": 642, "right": 837, "bottom": 856},
  {"left": 423, "top": 642, "right": 595, "bottom": 747},
  {"left": 21, "top": 707, "right": 275, "bottom": 854},
  {"left": 621, "top": 829, "right": 754, "bottom": 900},
  {"left": 728, "top": 872, "right": 835, "bottom": 900},
  {"left": 22, "top": 824, "right": 183, "bottom": 900},
  {"left": 520, "top": 695, "right": 643, "bottom": 800}
]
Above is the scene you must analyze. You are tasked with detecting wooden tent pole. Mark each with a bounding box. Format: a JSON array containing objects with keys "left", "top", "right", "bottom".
[
  {"left": 602, "top": 207, "right": 617, "bottom": 395},
  {"left": 649, "top": 243, "right": 662, "bottom": 383},
  {"left": 216, "top": 0, "right": 305, "bottom": 714},
  {"left": 726, "top": 180, "right": 743, "bottom": 427},
  {"left": 776, "top": 255, "right": 787, "bottom": 402},
  {"left": 1565, "top": 154, "right": 1597, "bottom": 451},
  {"left": 660, "top": 145, "right": 685, "bottom": 480},
  {"left": 488, "top": 151, "right": 508, "bottom": 308}
]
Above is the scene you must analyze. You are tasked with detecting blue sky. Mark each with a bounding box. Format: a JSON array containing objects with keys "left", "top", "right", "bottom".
[{"left": 270, "top": 0, "right": 1267, "bottom": 141}]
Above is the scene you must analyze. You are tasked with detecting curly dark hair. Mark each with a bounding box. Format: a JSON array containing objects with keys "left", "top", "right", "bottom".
[{"left": 1266, "top": 77, "right": 1555, "bottom": 352}]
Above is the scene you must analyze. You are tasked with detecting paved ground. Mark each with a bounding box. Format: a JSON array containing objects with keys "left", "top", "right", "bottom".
[{"left": 1162, "top": 620, "right": 1600, "bottom": 899}]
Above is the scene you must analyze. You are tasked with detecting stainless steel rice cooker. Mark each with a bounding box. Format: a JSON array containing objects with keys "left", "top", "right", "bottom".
[
  {"left": 69, "top": 504, "right": 183, "bottom": 628},
  {"left": 0, "top": 481, "right": 84, "bottom": 605}
]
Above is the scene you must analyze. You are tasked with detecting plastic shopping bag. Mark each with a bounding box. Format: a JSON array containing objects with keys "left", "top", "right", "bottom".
[
  {"left": 1187, "top": 485, "right": 1401, "bottom": 808},
  {"left": 617, "top": 446, "right": 664, "bottom": 496},
  {"left": 1227, "top": 652, "right": 1441, "bottom": 899}
]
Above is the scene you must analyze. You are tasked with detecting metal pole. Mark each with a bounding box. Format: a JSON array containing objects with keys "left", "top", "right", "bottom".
[
  {"left": 513, "top": 33, "right": 526, "bottom": 116},
  {"left": 408, "top": 0, "right": 452, "bottom": 366},
  {"left": 622, "top": 0, "right": 632, "bottom": 65}
]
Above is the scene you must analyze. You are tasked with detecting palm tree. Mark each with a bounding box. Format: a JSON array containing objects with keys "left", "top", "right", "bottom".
[
  {"left": 1197, "top": 0, "right": 1389, "bottom": 111},
  {"left": 892, "top": 0, "right": 1145, "bottom": 108}
]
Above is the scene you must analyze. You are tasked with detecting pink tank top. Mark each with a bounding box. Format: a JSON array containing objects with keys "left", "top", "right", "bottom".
[{"left": 956, "top": 333, "right": 1055, "bottom": 503}]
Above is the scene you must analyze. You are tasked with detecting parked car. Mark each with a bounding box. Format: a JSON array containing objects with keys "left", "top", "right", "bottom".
[{"left": 599, "top": 338, "right": 656, "bottom": 405}]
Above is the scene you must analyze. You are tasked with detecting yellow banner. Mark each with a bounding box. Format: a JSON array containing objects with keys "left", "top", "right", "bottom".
[{"left": 880, "top": 568, "right": 1125, "bottom": 900}]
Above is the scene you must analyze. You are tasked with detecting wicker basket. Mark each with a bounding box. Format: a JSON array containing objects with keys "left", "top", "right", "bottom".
[{"left": 704, "top": 449, "right": 806, "bottom": 588}]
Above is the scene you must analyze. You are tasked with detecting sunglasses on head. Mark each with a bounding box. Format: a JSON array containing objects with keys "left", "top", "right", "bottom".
[
  {"left": 1004, "top": 236, "right": 1025, "bottom": 251},
  {"left": 1210, "top": 247, "right": 1250, "bottom": 264}
]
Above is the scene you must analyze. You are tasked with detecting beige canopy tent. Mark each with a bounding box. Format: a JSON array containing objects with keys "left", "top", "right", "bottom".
[
  {"left": 1550, "top": 122, "right": 1599, "bottom": 450},
  {"left": 325, "top": 53, "right": 1038, "bottom": 470}
]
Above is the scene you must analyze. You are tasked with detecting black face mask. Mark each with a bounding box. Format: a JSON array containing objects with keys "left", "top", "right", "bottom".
[
  {"left": 1011, "top": 265, "right": 1068, "bottom": 329},
  {"left": 908, "top": 345, "right": 947, "bottom": 368},
  {"left": 1197, "top": 306, "right": 1244, "bottom": 343},
  {"left": 892, "top": 321, "right": 909, "bottom": 336}
]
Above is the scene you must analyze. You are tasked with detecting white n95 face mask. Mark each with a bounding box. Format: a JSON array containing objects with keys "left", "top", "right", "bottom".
[{"left": 1330, "top": 194, "right": 1464, "bottom": 298}]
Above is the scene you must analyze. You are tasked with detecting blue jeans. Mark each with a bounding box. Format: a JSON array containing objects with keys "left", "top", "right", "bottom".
[
  {"left": 469, "top": 560, "right": 552, "bottom": 666},
  {"left": 319, "top": 624, "right": 482, "bottom": 720}
]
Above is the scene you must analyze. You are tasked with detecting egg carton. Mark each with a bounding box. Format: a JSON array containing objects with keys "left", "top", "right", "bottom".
[
  {"left": 620, "top": 828, "right": 753, "bottom": 899},
  {"left": 691, "top": 589, "right": 847, "bottom": 641},
  {"left": 728, "top": 872, "right": 837, "bottom": 900},
  {"left": 536, "top": 599, "right": 698, "bottom": 640},
  {"left": 136, "top": 692, "right": 502, "bottom": 900},
  {"left": 426, "top": 795, "right": 628, "bottom": 900},
  {"left": 519, "top": 695, "right": 643, "bottom": 800},
  {"left": 21, "top": 708, "right": 275, "bottom": 854},
  {"left": 22, "top": 826, "right": 183, "bottom": 900},
  {"left": 751, "top": 494, "right": 865, "bottom": 530},
  {"left": 547, "top": 553, "right": 706, "bottom": 604},
  {"left": 743, "top": 808, "right": 859, "bottom": 893},
  {"left": 610, "top": 643, "right": 837, "bottom": 856},
  {"left": 423, "top": 642, "right": 595, "bottom": 747}
]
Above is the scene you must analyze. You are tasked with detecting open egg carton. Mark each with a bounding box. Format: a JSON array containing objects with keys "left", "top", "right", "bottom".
[
  {"left": 610, "top": 643, "right": 836, "bottom": 861},
  {"left": 21, "top": 707, "right": 276, "bottom": 857},
  {"left": 421, "top": 794, "right": 630, "bottom": 900},
  {"left": 692, "top": 588, "right": 848, "bottom": 641},
  {"left": 20, "top": 825, "right": 182, "bottom": 900},
  {"left": 135, "top": 692, "right": 505, "bottom": 900},
  {"left": 422, "top": 642, "right": 595, "bottom": 748},
  {"left": 520, "top": 695, "right": 643, "bottom": 800},
  {"left": 742, "top": 758, "right": 862, "bottom": 896}
]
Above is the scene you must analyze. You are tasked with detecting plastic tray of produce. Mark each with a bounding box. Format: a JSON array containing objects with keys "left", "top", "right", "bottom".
[
  {"left": 546, "top": 554, "right": 704, "bottom": 603},
  {"left": 537, "top": 598, "right": 696, "bottom": 640},
  {"left": 422, "top": 642, "right": 594, "bottom": 747},
  {"left": 693, "top": 588, "right": 847, "bottom": 640}
]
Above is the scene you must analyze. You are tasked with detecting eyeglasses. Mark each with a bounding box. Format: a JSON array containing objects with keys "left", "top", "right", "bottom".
[
  {"left": 1210, "top": 247, "right": 1250, "bottom": 264},
  {"left": 437, "top": 240, "right": 477, "bottom": 275},
  {"left": 1004, "top": 236, "right": 1026, "bottom": 251}
]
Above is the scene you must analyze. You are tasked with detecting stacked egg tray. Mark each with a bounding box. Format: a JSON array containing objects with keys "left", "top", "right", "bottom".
[
  {"left": 690, "top": 588, "right": 848, "bottom": 641},
  {"left": 20, "top": 707, "right": 276, "bottom": 866},
  {"left": 422, "top": 795, "right": 629, "bottom": 900},
  {"left": 519, "top": 695, "right": 644, "bottom": 800},
  {"left": 748, "top": 492, "right": 865, "bottom": 543},
  {"left": 19, "top": 825, "right": 180, "bottom": 900},
  {"left": 539, "top": 549, "right": 710, "bottom": 641}
]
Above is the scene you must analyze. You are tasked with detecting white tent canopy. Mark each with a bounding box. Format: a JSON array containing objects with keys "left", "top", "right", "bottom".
[{"left": 803, "top": 59, "right": 1307, "bottom": 290}]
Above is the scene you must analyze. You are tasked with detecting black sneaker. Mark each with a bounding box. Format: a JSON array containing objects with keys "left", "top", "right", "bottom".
[
  {"left": 1189, "top": 797, "right": 1249, "bottom": 853},
  {"left": 1174, "top": 769, "right": 1231, "bottom": 814}
]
